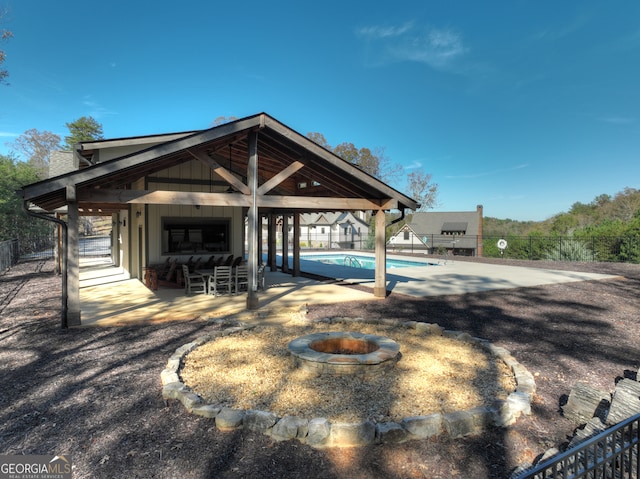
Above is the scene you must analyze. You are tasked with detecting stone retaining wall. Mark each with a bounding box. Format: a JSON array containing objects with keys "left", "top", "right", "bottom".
[{"left": 161, "top": 317, "right": 535, "bottom": 447}]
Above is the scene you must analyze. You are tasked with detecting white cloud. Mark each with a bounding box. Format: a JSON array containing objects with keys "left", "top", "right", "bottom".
[
  {"left": 357, "top": 22, "right": 468, "bottom": 71},
  {"left": 530, "top": 11, "right": 591, "bottom": 42},
  {"left": 357, "top": 22, "right": 414, "bottom": 39},
  {"left": 403, "top": 160, "right": 423, "bottom": 170},
  {"left": 0, "top": 131, "right": 19, "bottom": 138},
  {"left": 599, "top": 116, "right": 637, "bottom": 125},
  {"left": 83, "top": 96, "right": 117, "bottom": 119},
  {"left": 393, "top": 28, "right": 467, "bottom": 68}
]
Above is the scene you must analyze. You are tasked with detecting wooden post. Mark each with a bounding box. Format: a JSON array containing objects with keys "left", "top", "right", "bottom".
[
  {"left": 373, "top": 209, "right": 387, "bottom": 298},
  {"left": 257, "top": 213, "right": 263, "bottom": 266},
  {"left": 292, "top": 212, "right": 300, "bottom": 276},
  {"left": 282, "top": 214, "right": 289, "bottom": 273},
  {"left": 268, "top": 213, "right": 277, "bottom": 272},
  {"left": 246, "top": 132, "right": 259, "bottom": 310},
  {"left": 66, "top": 185, "right": 81, "bottom": 325}
]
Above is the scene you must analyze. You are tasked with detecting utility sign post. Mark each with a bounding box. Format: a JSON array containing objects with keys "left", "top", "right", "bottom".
[{"left": 497, "top": 238, "right": 508, "bottom": 256}]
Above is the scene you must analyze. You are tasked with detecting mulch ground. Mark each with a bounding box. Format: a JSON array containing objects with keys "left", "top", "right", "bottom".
[{"left": 1, "top": 257, "right": 638, "bottom": 478}]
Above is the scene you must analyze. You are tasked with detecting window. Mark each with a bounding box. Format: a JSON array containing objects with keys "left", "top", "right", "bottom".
[
  {"left": 162, "top": 217, "right": 230, "bottom": 254},
  {"left": 321, "top": 227, "right": 325, "bottom": 234},
  {"left": 403, "top": 230, "right": 410, "bottom": 240}
]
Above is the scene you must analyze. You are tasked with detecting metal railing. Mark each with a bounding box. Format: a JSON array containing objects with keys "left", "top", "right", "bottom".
[
  {"left": 386, "top": 233, "right": 640, "bottom": 263},
  {"left": 17, "top": 235, "right": 112, "bottom": 261},
  {"left": 343, "top": 255, "right": 362, "bottom": 268},
  {"left": 0, "top": 239, "right": 20, "bottom": 273},
  {"left": 516, "top": 413, "right": 640, "bottom": 479}
]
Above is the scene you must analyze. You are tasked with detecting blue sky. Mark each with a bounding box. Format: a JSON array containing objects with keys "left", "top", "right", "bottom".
[{"left": 1, "top": 1, "right": 639, "bottom": 221}]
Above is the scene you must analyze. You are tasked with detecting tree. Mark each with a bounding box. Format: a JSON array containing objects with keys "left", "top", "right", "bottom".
[
  {"left": 0, "top": 154, "right": 51, "bottom": 249},
  {"left": 611, "top": 187, "right": 640, "bottom": 222},
  {"left": 305, "top": 132, "right": 434, "bottom": 209},
  {"left": 592, "top": 194, "right": 612, "bottom": 208},
  {"left": 550, "top": 212, "right": 579, "bottom": 235},
  {"left": 0, "top": 11, "right": 12, "bottom": 85},
  {"left": 406, "top": 170, "right": 439, "bottom": 211},
  {"left": 333, "top": 142, "right": 381, "bottom": 178},
  {"left": 10, "top": 129, "right": 61, "bottom": 179},
  {"left": 306, "top": 132, "right": 403, "bottom": 184},
  {"left": 64, "top": 116, "right": 104, "bottom": 150},
  {"left": 306, "top": 132, "right": 330, "bottom": 149}
]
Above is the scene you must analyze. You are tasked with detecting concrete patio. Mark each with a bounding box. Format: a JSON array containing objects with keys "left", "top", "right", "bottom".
[
  {"left": 78, "top": 258, "right": 373, "bottom": 326},
  {"left": 78, "top": 254, "right": 618, "bottom": 327}
]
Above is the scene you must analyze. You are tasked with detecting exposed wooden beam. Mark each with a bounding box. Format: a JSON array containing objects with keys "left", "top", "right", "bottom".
[
  {"left": 187, "top": 149, "right": 250, "bottom": 194},
  {"left": 257, "top": 196, "right": 397, "bottom": 210},
  {"left": 78, "top": 189, "right": 252, "bottom": 207},
  {"left": 77, "top": 188, "right": 398, "bottom": 210},
  {"left": 257, "top": 161, "right": 304, "bottom": 195},
  {"left": 263, "top": 116, "right": 419, "bottom": 210}
]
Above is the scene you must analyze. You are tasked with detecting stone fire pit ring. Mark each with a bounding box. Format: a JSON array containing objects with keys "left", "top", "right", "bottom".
[
  {"left": 162, "top": 317, "right": 536, "bottom": 448},
  {"left": 288, "top": 331, "right": 401, "bottom": 378}
]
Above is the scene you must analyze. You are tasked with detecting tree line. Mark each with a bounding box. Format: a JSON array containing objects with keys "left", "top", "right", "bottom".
[
  {"left": 482, "top": 188, "right": 640, "bottom": 262},
  {"left": 0, "top": 118, "right": 104, "bottom": 253}
]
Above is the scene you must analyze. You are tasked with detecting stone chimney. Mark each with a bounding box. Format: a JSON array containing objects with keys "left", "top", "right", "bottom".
[{"left": 48, "top": 151, "right": 76, "bottom": 178}]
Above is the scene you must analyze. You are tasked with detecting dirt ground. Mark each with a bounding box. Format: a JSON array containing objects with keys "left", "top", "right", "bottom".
[{"left": 1, "top": 257, "right": 639, "bottom": 479}]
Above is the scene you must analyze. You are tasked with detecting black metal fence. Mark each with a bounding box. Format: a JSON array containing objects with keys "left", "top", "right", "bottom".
[
  {"left": 515, "top": 413, "right": 640, "bottom": 479},
  {"left": 16, "top": 235, "right": 112, "bottom": 262},
  {"left": 385, "top": 233, "right": 640, "bottom": 263},
  {"left": 0, "top": 239, "right": 20, "bottom": 273},
  {"left": 10, "top": 233, "right": 640, "bottom": 265},
  {"left": 482, "top": 235, "right": 640, "bottom": 263}
]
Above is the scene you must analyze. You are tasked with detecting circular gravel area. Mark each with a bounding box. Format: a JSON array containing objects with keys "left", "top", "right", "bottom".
[{"left": 174, "top": 317, "right": 523, "bottom": 424}]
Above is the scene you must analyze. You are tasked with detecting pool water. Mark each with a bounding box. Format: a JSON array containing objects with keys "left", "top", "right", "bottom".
[{"left": 300, "top": 254, "right": 436, "bottom": 270}]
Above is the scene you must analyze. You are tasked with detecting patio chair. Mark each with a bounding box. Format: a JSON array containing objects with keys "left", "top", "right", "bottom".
[
  {"left": 162, "top": 259, "right": 178, "bottom": 282},
  {"left": 233, "top": 265, "right": 249, "bottom": 294},
  {"left": 231, "top": 256, "right": 243, "bottom": 268},
  {"left": 181, "top": 264, "right": 206, "bottom": 295},
  {"left": 203, "top": 255, "right": 216, "bottom": 269},
  {"left": 209, "top": 266, "right": 233, "bottom": 296},
  {"left": 223, "top": 254, "right": 234, "bottom": 266}
]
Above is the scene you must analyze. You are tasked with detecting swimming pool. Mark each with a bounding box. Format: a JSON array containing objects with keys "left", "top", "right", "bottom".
[{"left": 300, "top": 254, "right": 436, "bottom": 270}]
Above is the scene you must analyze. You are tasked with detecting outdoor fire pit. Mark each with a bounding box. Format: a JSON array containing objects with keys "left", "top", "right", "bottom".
[{"left": 287, "top": 331, "right": 401, "bottom": 378}]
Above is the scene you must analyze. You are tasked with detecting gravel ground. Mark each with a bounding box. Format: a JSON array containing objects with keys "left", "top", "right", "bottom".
[
  {"left": 180, "top": 321, "right": 516, "bottom": 423},
  {"left": 1, "top": 257, "right": 639, "bottom": 478}
]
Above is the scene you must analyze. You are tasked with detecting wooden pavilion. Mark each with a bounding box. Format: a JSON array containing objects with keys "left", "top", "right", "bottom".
[{"left": 18, "top": 113, "right": 419, "bottom": 327}]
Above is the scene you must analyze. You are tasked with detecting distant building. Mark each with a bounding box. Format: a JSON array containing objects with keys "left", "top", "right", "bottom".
[
  {"left": 388, "top": 205, "right": 484, "bottom": 256},
  {"left": 253, "top": 211, "right": 370, "bottom": 250},
  {"left": 299, "top": 212, "right": 369, "bottom": 249}
]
